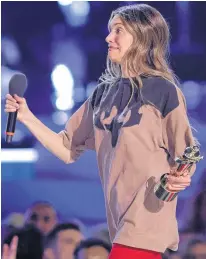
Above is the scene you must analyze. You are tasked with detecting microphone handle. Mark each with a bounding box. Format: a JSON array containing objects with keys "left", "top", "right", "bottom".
[{"left": 6, "top": 111, "right": 18, "bottom": 143}]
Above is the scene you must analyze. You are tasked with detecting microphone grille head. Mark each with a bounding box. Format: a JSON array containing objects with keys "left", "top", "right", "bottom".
[{"left": 9, "top": 73, "right": 28, "bottom": 97}]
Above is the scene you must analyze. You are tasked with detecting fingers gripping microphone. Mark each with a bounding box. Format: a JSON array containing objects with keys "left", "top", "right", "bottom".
[{"left": 6, "top": 73, "right": 28, "bottom": 143}]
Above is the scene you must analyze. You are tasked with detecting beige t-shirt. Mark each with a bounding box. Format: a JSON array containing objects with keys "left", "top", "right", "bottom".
[{"left": 58, "top": 76, "right": 196, "bottom": 253}]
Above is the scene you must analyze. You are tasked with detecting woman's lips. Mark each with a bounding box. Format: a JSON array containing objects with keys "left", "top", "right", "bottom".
[{"left": 108, "top": 47, "right": 119, "bottom": 51}]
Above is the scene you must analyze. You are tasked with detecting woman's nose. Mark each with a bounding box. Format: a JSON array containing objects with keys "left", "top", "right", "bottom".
[{"left": 105, "top": 32, "right": 113, "bottom": 43}]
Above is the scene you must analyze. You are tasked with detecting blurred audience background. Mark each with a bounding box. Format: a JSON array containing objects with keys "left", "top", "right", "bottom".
[{"left": 1, "top": 1, "right": 206, "bottom": 259}]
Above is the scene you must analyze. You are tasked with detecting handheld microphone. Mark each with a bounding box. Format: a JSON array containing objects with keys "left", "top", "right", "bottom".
[{"left": 5, "top": 73, "right": 28, "bottom": 143}]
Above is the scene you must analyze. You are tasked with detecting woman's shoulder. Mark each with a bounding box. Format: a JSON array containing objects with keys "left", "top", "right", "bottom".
[
  {"left": 142, "top": 76, "right": 179, "bottom": 93},
  {"left": 142, "top": 76, "right": 182, "bottom": 117},
  {"left": 90, "top": 81, "right": 112, "bottom": 109}
]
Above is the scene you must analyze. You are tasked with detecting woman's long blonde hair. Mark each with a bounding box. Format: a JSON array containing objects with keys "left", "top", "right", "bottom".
[{"left": 99, "top": 4, "right": 178, "bottom": 105}]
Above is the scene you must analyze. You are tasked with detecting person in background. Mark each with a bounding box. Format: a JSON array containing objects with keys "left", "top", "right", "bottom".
[
  {"left": 74, "top": 238, "right": 111, "bottom": 259},
  {"left": 24, "top": 201, "right": 58, "bottom": 236},
  {"left": 162, "top": 250, "right": 182, "bottom": 259},
  {"left": 3, "top": 225, "right": 43, "bottom": 259},
  {"left": 182, "top": 238, "right": 206, "bottom": 259},
  {"left": 44, "top": 222, "right": 84, "bottom": 259},
  {"left": 89, "top": 223, "right": 112, "bottom": 246}
]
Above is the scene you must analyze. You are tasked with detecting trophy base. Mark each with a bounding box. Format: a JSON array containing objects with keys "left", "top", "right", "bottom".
[{"left": 154, "top": 174, "right": 178, "bottom": 202}]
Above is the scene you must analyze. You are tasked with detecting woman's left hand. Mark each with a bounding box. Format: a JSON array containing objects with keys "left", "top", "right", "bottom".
[{"left": 166, "top": 170, "right": 191, "bottom": 192}]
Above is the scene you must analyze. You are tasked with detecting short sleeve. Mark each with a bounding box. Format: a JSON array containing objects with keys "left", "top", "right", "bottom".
[{"left": 58, "top": 97, "right": 95, "bottom": 162}]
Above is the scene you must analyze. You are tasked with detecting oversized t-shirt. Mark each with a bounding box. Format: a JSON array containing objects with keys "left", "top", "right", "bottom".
[{"left": 58, "top": 76, "right": 196, "bottom": 253}]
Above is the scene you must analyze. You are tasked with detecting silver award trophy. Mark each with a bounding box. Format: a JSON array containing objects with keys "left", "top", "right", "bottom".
[{"left": 154, "top": 145, "right": 203, "bottom": 202}]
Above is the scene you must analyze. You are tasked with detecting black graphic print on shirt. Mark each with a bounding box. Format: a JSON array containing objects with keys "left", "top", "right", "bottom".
[
  {"left": 91, "top": 77, "right": 180, "bottom": 148},
  {"left": 91, "top": 79, "right": 143, "bottom": 147}
]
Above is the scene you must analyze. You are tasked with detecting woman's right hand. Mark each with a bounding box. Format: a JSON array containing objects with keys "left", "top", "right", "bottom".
[{"left": 4, "top": 94, "right": 31, "bottom": 123}]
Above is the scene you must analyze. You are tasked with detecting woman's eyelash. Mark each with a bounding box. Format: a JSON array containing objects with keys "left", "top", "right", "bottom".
[
  {"left": 108, "top": 27, "right": 123, "bottom": 34},
  {"left": 115, "top": 27, "right": 122, "bottom": 33}
]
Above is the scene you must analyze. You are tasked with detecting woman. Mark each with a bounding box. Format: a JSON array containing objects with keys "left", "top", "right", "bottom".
[
  {"left": 3, "top": 225, "right": 43, "bottom": 259},
  {"left": 5, "top": 4, "right": 197, "bottom": 259}
]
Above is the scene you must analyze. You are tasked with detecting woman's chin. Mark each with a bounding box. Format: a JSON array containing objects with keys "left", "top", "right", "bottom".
[{"left": 108, "top": 55, "right": 121, "bottom": 64}]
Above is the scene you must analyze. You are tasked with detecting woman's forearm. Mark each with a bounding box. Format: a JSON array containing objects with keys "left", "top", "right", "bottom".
[{"left": 22, "top": 111, "right": 71, "bottom": 164}]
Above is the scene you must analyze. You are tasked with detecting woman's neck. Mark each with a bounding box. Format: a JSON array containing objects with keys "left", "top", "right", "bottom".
[{"left": 121, "top": 64, "right": 139, "bottom": 78}]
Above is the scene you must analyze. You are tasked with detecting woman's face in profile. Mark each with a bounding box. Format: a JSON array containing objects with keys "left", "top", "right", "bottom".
[{"left": 105, "top": 16, "right": 133, "bottom": 64}]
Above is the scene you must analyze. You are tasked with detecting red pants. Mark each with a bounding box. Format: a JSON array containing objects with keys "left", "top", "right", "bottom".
[{"left": 109, "top": 244, "right": 162, "bottom": 259}]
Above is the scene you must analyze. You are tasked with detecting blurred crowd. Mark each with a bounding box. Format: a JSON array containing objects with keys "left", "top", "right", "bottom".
[
  {"left": 2, "top": 189, "right": 206, "bottom": 259},
  {"left": 2, "top": 201, "right": 111, "bottom": 259}
]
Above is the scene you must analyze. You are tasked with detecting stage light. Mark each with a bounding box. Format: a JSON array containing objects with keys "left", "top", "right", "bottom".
[
  {"left": 51, "top": 64, "right": 74, "bottom": 92},
  {"left": 58, "top": 1, "right": 90, "bottom": 27},
  {"left": 70, "top": 1, "right": 90, "bottom": 17},
  {"left": 51, "top": 64, "right": 74, "bottom": 111},
  {"left": 58, "top": 0, "right": 73, "bottom": 6},
  {"left": 1, "top": 37, "right": 21, "bottom": 65},
  {"left": 52, "top": 111, "right": 69, "bottom": 125},
  {"left": 51, "top": 40, "right": 86, "bottom": 81},
  {"left": 1, "top": 148, "right": 39, "bottom": 163},
  {"left": 55, "top": 96, "right": 74, "bottom": 111}
]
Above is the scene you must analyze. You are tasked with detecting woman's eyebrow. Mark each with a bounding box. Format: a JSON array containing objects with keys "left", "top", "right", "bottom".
[{"left": 109, "top": 22, "right": 124, "bottom": 31}]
